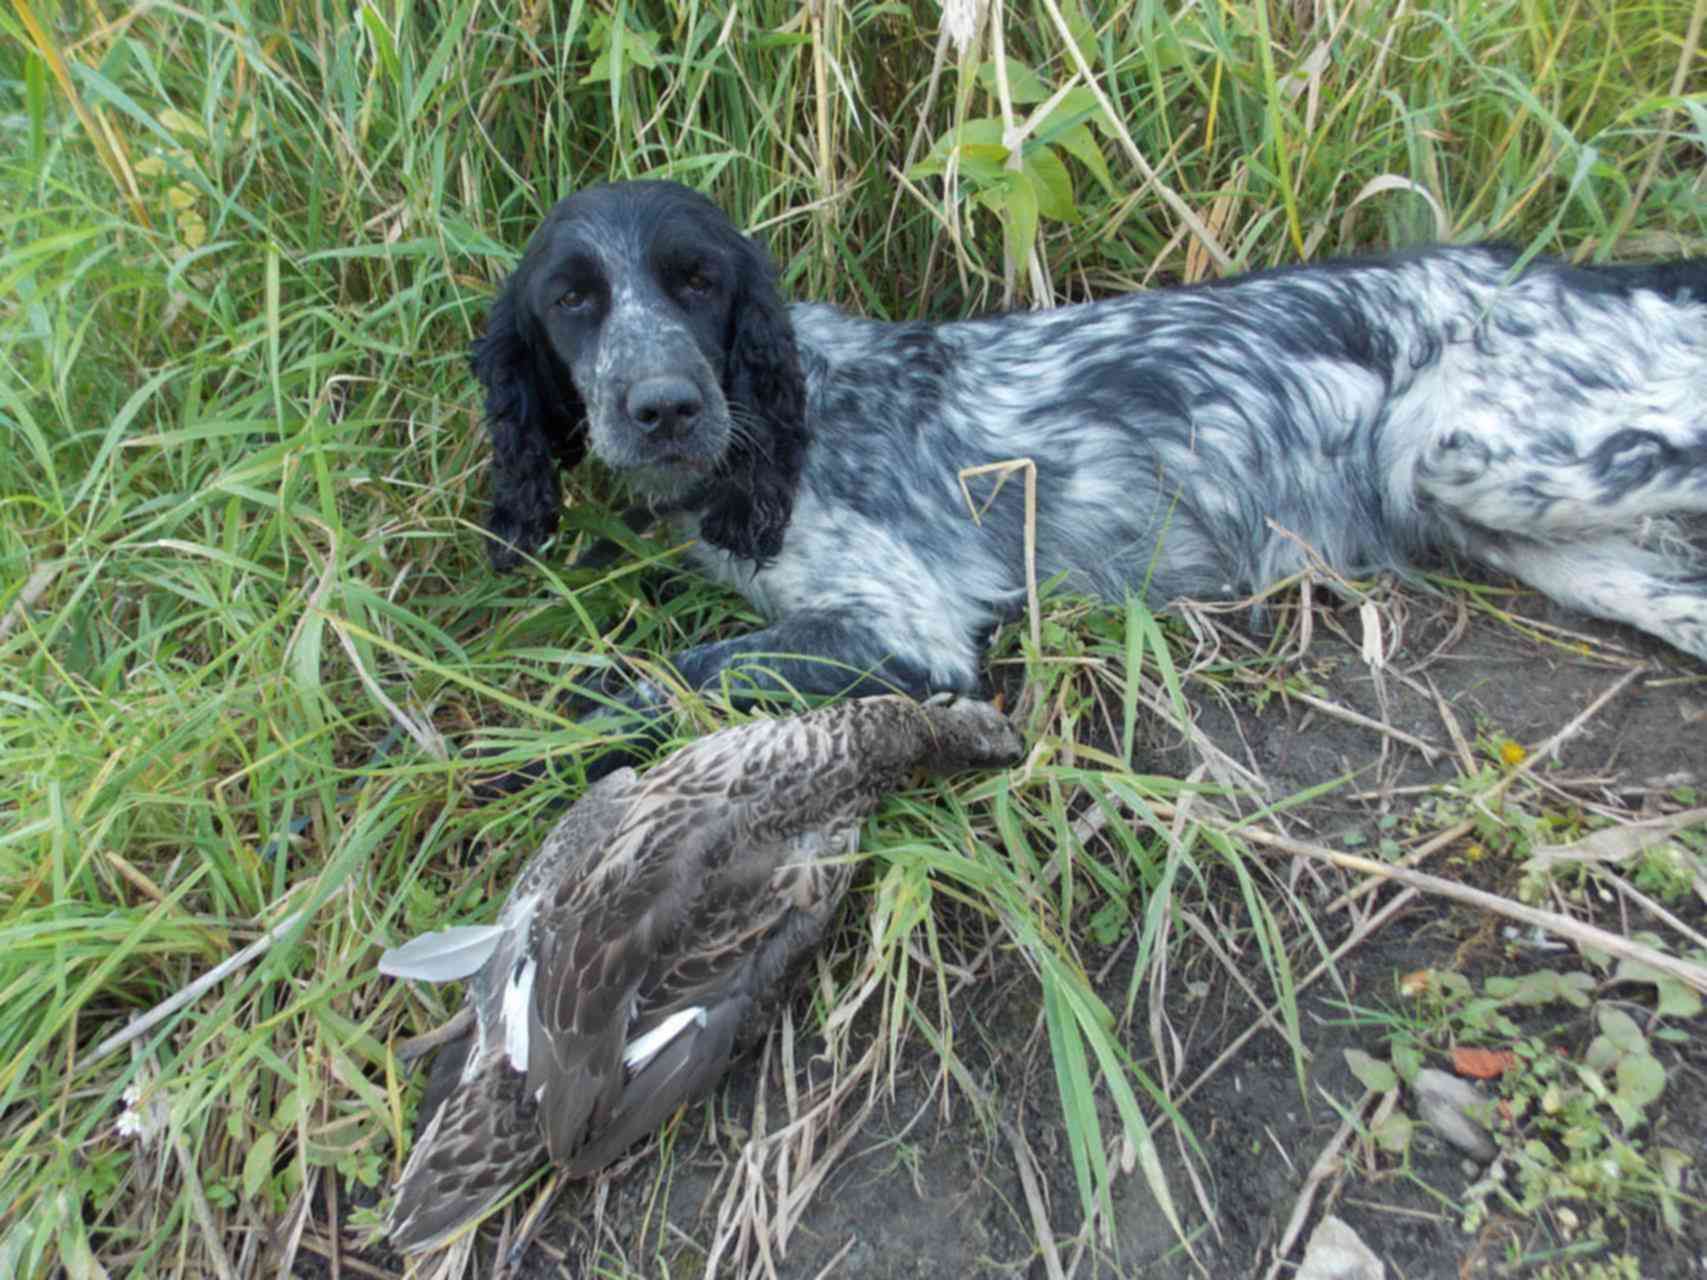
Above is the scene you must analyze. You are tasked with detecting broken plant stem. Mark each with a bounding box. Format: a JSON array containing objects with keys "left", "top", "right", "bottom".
[{"left": 85, "top": 894, "right": 328, "bottom": 1068}]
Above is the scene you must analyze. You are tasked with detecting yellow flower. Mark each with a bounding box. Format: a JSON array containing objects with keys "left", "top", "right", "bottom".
[{"left": 1499, "top": 740, "right": 1527, "bottom": 766}]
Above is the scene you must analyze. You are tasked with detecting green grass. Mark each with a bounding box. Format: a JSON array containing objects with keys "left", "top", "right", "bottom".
[{"left": 1, "top": 1, "right": 1704, "bottom": 1275}]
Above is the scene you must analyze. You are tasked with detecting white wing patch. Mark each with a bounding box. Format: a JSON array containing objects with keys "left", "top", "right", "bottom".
[
  {"left": 503, "top": 957, "right": 536, "bottom": 1072},
  {"left": 623, "top": 1007, "right": 706, "bottom": 1071}
]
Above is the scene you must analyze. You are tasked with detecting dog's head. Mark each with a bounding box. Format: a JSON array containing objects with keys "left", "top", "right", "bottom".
[{"left": 470, "top": 181, "right": 807, "bottom": 569}]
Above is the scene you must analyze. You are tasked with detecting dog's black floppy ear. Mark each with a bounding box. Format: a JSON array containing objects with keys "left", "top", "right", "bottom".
[
  {"left": 470, "top": 283, "right": 589, "bottom": 570},
  {"left": 700, "top": 233, "right": 808, "bottom": 565}
]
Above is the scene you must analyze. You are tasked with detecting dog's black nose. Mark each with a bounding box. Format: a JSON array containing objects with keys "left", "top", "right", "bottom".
[{"left": 626, "top": 376, "right": 704, "bottom": 438}]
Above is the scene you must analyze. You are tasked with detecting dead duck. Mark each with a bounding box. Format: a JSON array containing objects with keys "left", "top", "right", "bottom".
[{"left": 379, "top": 694, "right": 1023, "bottom": 1253}]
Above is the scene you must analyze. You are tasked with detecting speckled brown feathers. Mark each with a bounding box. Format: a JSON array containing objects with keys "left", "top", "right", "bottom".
[{"left": 381, "top": 696, "right": 1022, "bottom": 1253}]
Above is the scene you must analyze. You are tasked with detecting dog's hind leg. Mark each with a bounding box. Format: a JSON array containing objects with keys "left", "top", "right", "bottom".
[
  {"left": 1412, "top": 410, "right": 1707, "bottom": 660},
  {"left": 1463, "top": 531, "right": 1707, "bottom": 661},
  {"left": 1414, "top": 402, "right": 1707, "bottom": 545}
]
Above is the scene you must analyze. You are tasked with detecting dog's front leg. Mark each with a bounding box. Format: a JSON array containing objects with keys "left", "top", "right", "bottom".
[
  {"left": 472, "top": 611, "right": 963, "bottom": 794},
  {"left": 581, "top": 614, "right": 953, "bottom": 782},
  {"left": 665, "top": 609, "right": 948, "bottom": 702}
]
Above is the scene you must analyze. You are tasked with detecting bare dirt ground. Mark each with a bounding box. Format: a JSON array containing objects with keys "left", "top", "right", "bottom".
[{"left": 356, "top": 584, "right": 1706, "bottom": 1280}]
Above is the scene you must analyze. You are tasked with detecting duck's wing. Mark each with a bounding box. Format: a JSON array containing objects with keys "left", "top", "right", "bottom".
[
  {"left": 634, "top": 825, "right": 857, "bottom": 1030},
  {"left": 511, "top": 737, "right": 764, "bottom": 1154},
  {"left": 559, "top": 990, "right": 746, "bottom": 1174},
  {"left": 529, "top": 824, "right": 857, "bottom": 1171},
  {"left": 384, "top": 767, "right": 641, "bottom": 1251},
  {"left": 519, "top": 825, "right": 707, "bottom": 1166},
  {"left": 507, "top": 764, "right": 642, "bottom": 897},
  {"left": 564, "top": 835, "right": 857, "bottom": 1174}
]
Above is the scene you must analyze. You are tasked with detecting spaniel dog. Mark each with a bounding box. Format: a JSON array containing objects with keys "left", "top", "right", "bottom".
[{"left": 472, "top": 180, "right": 1707, "bottom": 724}]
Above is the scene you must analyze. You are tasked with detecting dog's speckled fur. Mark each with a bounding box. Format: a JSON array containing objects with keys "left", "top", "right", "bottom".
[{"left": 473, "top": 181, "right": 1707, "bottom": 703}]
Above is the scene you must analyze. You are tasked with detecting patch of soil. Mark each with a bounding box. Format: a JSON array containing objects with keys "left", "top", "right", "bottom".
[{"left": 367, "top": 591, "right": 1706, "bottom": 1280}]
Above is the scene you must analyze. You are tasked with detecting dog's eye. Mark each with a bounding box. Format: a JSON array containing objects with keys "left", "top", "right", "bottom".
[
  {"left": 678, "top": 269, "right": 714, "bottom": 296},
  {"left": 557, "top": 287, "right": 592, "bottom": 310}
]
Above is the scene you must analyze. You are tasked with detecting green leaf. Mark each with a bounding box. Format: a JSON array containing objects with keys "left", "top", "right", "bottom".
[
  {"left": 1041, "top": 967, "right": 1107, "bottom": 1227},
  {"left": 1608, "top": 1095, "right": 1645, "bottom": 1132},
  {"left": 1371, "top": 1111, "right": 1412, "bottom": 1153},
  {"left": 158, "top": 107, "right": 206, "bottom": 141},
  {"left": 288, "top": 606, "right": 326, "bottom": 722},
  {"left": 628, "top": 27, "right": 661, "bottom": 68},
  {"left": 582, "top": 45, "right": 616, "bottom": 84},
  {"left": 243, "top": 1130, "right": 278, "bottom": 1200},
  {"left": 1037, "top": 86, "right": 1101, "bottom": 131},
  {"left": 274, "top": 1086, "right": 307, "bottom": 1131},
  {"left": 1489, "top": 969, "right": 1592, "bottom": 1008},
  {"left": 958, "top": 143, "right": 1014, "bottom": 184},
  {"left": 912, "top": 120, "right": 1012, "bottom": 182},
  {"left": 1579, "top": 1045, "right": 1615, "bottom": 1086},
  {"left": 912, "top": 143, "right": 1013, "bottom": 184},
  {"left": 975, "top": 58, "right": 1052, "bottom": 103},
  {"left": 581, "top": 16, "right": 658, "bottom": 83},
  {"left": 1022, "top": 146, "right": 1076, "bottom": 222},
  {"left": 1614, "top": 956, "right": 1705, "bottom": 1018},
  {"left": 1088, "top": 897, "right": 1127, "bottom": 946},
  {"left": 1344, "top": 1048, "right": 1398, "bottom": 1093},
  {"left": 1435, "top": 971, "right": 1472, "bottom": 1002},
  {"left": 986, "top": 171, "right": 1039, "bottom": 271},
  {"left": 1654, "top": 978, "right": 1703, "bottom": 1019},
  {"left": 1659, "top": 1147, "right": 1690, "bottom": 1233},
  {"left": 357, "top": 3, "right": 401, "bottom": 91},
  {"left": 1037, "top": 91, "right": 1117, "bottom": 191},
  {"left": 1615, "top": 1052, "right": 1666, "bottom": 1108},
  {"left": 1596, "top": 1005, "right": 1646, "bottom": 1054},
  {"left": 1390, "top": 1040, "right": 1425, "bottom": 1084}
]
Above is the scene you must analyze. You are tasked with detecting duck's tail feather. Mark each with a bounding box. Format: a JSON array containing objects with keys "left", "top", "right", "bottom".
[{"left": 387, "top": 1057, "right": 547, "bottom": 1254}]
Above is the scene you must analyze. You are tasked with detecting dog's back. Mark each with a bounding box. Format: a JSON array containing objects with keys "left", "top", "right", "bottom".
[{"left": 734, "top": 248, "right": 1707, "bottom": 670}]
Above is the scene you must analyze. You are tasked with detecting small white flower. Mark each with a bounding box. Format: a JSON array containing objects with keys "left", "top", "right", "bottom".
[{"left": 115, "top": 1065, "right": 167, "bottom": 1146}]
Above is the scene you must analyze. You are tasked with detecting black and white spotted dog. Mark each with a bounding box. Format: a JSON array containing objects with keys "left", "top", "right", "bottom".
[{"left": 472, "top": 180, "right": 1707, "bottom": 721}]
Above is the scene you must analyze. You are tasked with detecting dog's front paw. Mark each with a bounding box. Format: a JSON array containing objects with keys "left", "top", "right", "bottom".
[{"left": 484, "top": 509, "right": 555, "bottom": 571}]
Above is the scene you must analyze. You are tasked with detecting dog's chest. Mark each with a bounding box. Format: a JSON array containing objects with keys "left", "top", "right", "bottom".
[{"left": 676, "top": 485, "right": 1010, "bottom": 687}]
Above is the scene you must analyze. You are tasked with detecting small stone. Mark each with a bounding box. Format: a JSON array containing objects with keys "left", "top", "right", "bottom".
[
  {"left": 1413, "top": 1068, "right": 1499, "bottom": 1161},
  {"left": 1297, "top": 1214, "right": 1384, "bottom": 1280}
]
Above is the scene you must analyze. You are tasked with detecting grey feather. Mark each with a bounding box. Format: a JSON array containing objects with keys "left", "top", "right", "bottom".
[{"left": 378, "top": 925, "right": 507, "bottom": 982}]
